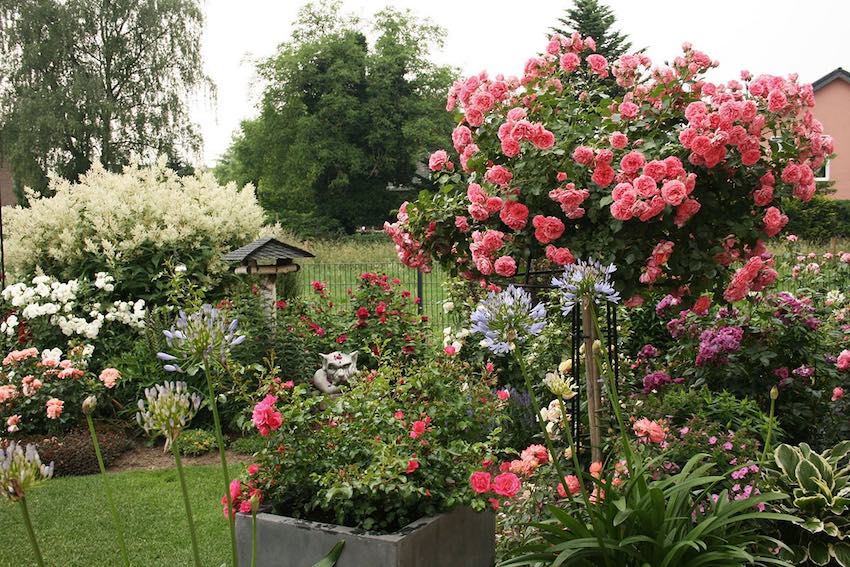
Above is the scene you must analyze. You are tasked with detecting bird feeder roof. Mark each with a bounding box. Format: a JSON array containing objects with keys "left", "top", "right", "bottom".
[{"left": 223, "top": 237, "right": 315, "bottom": 263}]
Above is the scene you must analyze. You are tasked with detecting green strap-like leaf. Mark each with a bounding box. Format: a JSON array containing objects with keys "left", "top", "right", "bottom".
[{"left": 311, "top": 541, "right": 345, "bottom": 567}]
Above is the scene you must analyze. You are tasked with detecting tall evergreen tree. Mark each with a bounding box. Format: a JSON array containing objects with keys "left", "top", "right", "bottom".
[
  {"left": 552, "top": 0, "right": 632, "bottom": 62},
  {"left": 0, "top": 0, "right": 208, "bottom": 194}
]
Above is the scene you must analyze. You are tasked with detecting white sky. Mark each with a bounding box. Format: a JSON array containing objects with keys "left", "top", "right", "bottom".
[{"left": 192, "top": 0, "right": 850, "bottom": 167}]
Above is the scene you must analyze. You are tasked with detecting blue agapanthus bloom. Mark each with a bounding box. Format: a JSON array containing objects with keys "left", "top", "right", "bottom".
[
  {"left": 157, "top": 304, "right": 245, "bottom": 372},
  {"left": 471, "top": 285, "right": 546, "bottom": 355},
  {"left": 551, "top": 258, "right": 621, "bottom": 315}
]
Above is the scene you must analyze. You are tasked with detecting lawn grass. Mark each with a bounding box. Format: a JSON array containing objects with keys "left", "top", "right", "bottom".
[{"left": 1, "top": 465, "right": 233, "bottom": 567}]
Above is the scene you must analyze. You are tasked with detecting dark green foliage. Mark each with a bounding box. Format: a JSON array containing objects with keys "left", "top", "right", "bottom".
[
  {"left": 783, "top": 196, "right": 850, "bottom": 242},
  {"left": 552, "top": 0, "right": 632, "bottom": 61},
  {"left": 214, "top": 1, "right": 456, "bottom": 234},
  {"left": 229, "top": 435, "right": 267, "bottom": 456},
  {"left": 0, "top": 0, "right": 208, "bottom": 194}
]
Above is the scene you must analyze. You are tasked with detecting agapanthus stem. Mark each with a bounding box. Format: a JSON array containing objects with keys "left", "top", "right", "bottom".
[
  {"left": 86, "top": 414, "right": 131, "bottom": 567},
  {"left": 204, "top": 359, "right": 238, "bottom": 566},
  {"left": 514, "top": 353, "right": 571, "bottom": 501},
  {"left": 19, "top": 497, "right": 45, "bottom": 567},
  {"left": 251, "top": 508, "right": 258, "bottom": 567},
  {"left": 582, "top": 298, "right": 604, "bottom": 463},
  {"left": 761, "top": 394, "right": 777, "bottom": 464},
  {"left": 172, "top": 444, "right": 202, "bottom": 567}
]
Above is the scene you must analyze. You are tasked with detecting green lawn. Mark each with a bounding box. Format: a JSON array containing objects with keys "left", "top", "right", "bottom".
[{"left": 1, "top": 465, "right": 232, "bottom": 567}]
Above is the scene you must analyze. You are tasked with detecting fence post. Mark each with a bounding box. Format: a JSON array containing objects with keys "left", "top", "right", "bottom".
[{"left": 416, "top": 270, "right": 424, "bottom": 315}]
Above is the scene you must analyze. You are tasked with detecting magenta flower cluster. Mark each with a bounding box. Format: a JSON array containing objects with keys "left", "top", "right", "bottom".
[
  {"left": 642, "top": 371, "right": 682, "bottom": 393},
  {"left": 695, "top": 326, "right": 744, "bottom": 366}
]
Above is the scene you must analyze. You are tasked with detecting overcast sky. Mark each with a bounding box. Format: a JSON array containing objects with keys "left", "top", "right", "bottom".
[{"left": 192, "top": 0, "right": 850, "bottom": 167}]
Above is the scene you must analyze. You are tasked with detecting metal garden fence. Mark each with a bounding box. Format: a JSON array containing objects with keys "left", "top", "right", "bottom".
[{"left": 294, "top": 261, "right": 451, "bottom": 330}]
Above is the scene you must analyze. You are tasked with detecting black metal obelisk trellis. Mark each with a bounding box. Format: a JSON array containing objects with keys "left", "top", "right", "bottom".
[{"left": 499, "top": 262, "right": 620, "bottom": 463}]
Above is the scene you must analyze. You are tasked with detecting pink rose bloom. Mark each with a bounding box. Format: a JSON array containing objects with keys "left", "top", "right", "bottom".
[
  {"left": 46, "top": 398, "right": 64, "bottom": 420},
  {"left": 837, "top": 350, "right": 850, "bottom": 372},
  {"left": 484, "top": 165, "right": 513, "bottom": 187},
  {"left": 545, "top": 245, "right": 575, "bottom": 266},
  {"left": 633, "top": 175, "right": 658, "bottom": 198},
  {"left": 469, "top": 471, "right": 492, "bottom": 494},
  {"left": 763, "top": 206, "right": 788, "bottom": 237},
  {"left": 643, "top": 160, "right": 667, "bottom": 181},
  {"left": 467, "top": 183, "right": 487, "bottom": 204},
  {"left": 586, "top": 54, "right": 608, "bottom": 77},
  {"left": 494, "top": 256, "right": 517, "bottom": 277},
  {"left": 509, "top": 458, "right": 538, "bottom": 476},
  {"left": 609, "top": 131, "right": 628, "bottom": 149},
  {"left": 0, "top": 384, "right": 17, "bottom": 403},
  {"left": 99, "top": 368, "right": 121, "bottom": 389},
  {"left": 492, "top": 472, "right": 522, "bottom": 498},
  {"left": 443, "top": 345, "right": 457, "bottom": 356},
  {"left": 560, "top": 52, "right": 580, "bottom": 73},
  {"left": 468, "top": 203, "right": 489, "bottom": 221},
  {"left": 661, "top": 180, "right": 687, "bottom": 206},
  {"left": 6, "top": 414, "right": 21, "bottom": 433},
  {"left": 619, "top": 151, "right": 645, "bottom": 174},
  {"left": 499, "top": 200, "right": 529, "bottom": 230},
  {"left": 248, "top": 464, "right": 260, "bottom": 475},
  {"left": 506, "top": 107, "right": 527, "bottom": 122},
  {"left": 532, "top": 215, "right": 565, "bottom": 244},
  {"left": 485, "top": 196, "right": 503, "bottom": 214},
  {"left": 832, "top": 387, "right": 845, "bottom": 402},
  {"left": 767, "top": 89, "right": 787, "bottom": 112},
  {"left": 428, "top": 150, "right": 449, "bottom": 171},
  {"left": 496, "top": 389, "right": 510, "bottom": 401},
  {"left": 252, "top": 395, "right": 282, "bottom": 436},
  {"left": 501, "top": 137, "right": 521, "bottom": 157},
  {"left": 454, "top": 216, "right": 470, "bottom": 232},
  {"left": 572, "top": 145, "right": 595, "bottom": 165},
  {"left": 451, "top": 125, "right": 472, "bottom": 151},
  {"left": 557, "top": 475, "right": 581, "bottom": 498},
  {"left": 618, "top": 101, "right": 639, "bottom": 119},
  {"left": 520, "top": 444, "right": 549, "bottom": 465},
  {"left": 410, "top": 420, "right": 427, "bottom": 439}
]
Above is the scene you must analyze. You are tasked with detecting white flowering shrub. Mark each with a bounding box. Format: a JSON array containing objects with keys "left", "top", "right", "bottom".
[
  {"left": 5, "top": 159, "right": 267, "bottom": 302},
  {"left": 0, "top": 273, "right": 145, "bottom": 361}
]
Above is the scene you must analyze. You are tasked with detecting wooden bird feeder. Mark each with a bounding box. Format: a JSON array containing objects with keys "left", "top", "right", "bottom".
[{"left": 223, "top": 237, "right": 314, "bottom": 309}]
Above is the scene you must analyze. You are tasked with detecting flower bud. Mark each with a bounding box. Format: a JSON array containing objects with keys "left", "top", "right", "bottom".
[
  {"left": 592, "top": 340, "right": 602, "bottom": 354},
  {"left": 770, "top": 386, "right": 779, "bottom": 401},
  {"left": 82, "top": 395, "right": 97, "bottom": 415}
]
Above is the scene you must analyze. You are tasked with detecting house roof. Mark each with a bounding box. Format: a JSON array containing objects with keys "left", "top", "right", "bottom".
[
  {"left": 812, "top": 67, "right": 850, "bottom": 91},
  {"left": 223, "top": 236, "right": 315, "bottom": 263}
]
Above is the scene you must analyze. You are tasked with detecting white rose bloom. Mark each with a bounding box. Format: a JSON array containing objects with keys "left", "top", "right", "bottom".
[
  {"left": 442, "top": 301, "right": 455, "bottom": 313},
  {"left": 41, "top": 348, "right": 62, "bottom": 365}
]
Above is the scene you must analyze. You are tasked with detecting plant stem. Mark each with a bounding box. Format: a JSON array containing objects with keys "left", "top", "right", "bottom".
[
  {"left": 514, "top": 353, "right": 571, "bottom": 489},
  {"left": 172, "top": 444, "right": 202, "bottom": 567},
  {"left": 204, "top": 359, "right": 238, "bottom": 566},
  {"left": 251, "top": 508, "right": 258, "bottom": 567},
  {"left": 761, "top": 394, "right": 777, "bottom": 463},
  {"left": 19, "top": 497, "right": 45, "bottom": 567},
  {"left": 87, "top": 414, "right": 131, "bottom": 567}
]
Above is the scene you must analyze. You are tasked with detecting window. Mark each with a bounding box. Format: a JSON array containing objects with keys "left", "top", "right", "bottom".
[{"left": 815, "top": 160, "right": 830, "bottom": 181}]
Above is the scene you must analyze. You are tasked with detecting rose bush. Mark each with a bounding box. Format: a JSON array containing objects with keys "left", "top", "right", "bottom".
[{"left": 386, "top": 33, "right": 833, "bottom": 301}]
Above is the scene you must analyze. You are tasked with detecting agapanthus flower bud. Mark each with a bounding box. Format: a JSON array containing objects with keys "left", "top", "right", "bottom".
[
  {"left": 0, "top": 442, "right": 53, "bottom": 501},
  {"left": 136, "top": 381, "right": 202, "bottom": 450},
  {"left": 770, "top": 386, "right": 779, "bottom": 401},
  {"left": 82, "top": 395, "right": 97, "bottom": 415}
]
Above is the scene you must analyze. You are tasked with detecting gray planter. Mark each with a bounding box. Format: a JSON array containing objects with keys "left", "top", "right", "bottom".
[{"left": 235, "top": 506, "right": 495, "bottom": 567}]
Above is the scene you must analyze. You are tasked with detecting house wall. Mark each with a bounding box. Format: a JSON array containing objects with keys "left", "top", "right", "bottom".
[{"left": 812, "top": 79, "right": 850, "bottom": 200}]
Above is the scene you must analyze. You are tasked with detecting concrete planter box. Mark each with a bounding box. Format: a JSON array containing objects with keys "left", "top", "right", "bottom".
[{"left": 235, "top": 506, "right": 495, "bottom": 567}]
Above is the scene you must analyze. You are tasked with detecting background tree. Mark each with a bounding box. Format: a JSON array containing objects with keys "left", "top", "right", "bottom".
[
  {"left": 552, "top": 0, "right": 632, "bottom": 62},
  {"left": 214, "top": 1, "right": 456, "bottom": 236},
  {"left": 0, "top": 0, "right": 208, "bottom": 195}
]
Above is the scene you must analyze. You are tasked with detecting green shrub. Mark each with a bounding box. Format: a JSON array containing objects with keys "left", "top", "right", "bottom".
[
  {"left": 173, "top": 429, "right": 218, "bottom": 456},
  {"left": 783, "top": 196, "right": 850, "bottom": 242},
  {"left": 229, "top": 435, "right": 266, "bottom": 456}
]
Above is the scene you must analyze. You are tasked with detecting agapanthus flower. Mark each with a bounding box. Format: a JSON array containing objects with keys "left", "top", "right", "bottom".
[
  {"left": 136, "top": 381, "right": 202, "bottom": 450},
  {"left": 551, "top": 258, "right": 621, "bottom": 315},
  {"left": 543, "top": 370, "right": 577, "bottom": 399},
  {"left": 471, "top": 285, "right": 546, "bottom": 354},
  {"left": 0, "top": 442, "right": 53, "bottom": 501},
  {"left": 158, "top": 304, "right": 245, "bottom": 371}
]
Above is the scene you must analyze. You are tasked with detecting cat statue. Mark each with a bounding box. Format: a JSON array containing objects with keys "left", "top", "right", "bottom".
[{"left": 312, "top": 351, "right": 358, "bottom": 394}]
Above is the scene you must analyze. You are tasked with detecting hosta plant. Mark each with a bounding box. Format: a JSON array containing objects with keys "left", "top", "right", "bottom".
[{"left": 770, "top": 441, "right": 850, "bottom": 566}]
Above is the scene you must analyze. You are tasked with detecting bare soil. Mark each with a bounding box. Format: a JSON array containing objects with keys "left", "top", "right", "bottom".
[{"left": 109, "top": 442, "right": 244, "bottom": 472}]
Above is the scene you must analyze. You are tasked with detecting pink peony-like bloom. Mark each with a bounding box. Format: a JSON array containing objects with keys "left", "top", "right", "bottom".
[
  {"left": 610, "top": 131, "right": 628, "bottom": 149},
  {"left": 520, "top": 444, "right": 549, "bottom": 465},
  {"left": 0, "top": 384, "right": 17, "bottom": 403},
  {"left": 46, "top": 398, "right": 64, "bottom": 419},
  {"left": 661, "top": 180, "right": 687, "bottom": 206},
  {"left": 6, "top": 414, "right": 21, "bottom": 432},
  {"left": 405, "top": 459, "right": 420, "bottom": 474},
  {"left": 470, "top": 471, "right": 492, "bottom": 494},
  {"left": 557, "top": 475, "right": 581, "bottom": 498},
  {"left": 99, "top": 368, "right": 121, "bottom": 389},
  {"left": 443, "top": 345, "right": 457, "bottom": 356},
  {"left": 252, "top": 395, "right": 282, "bottom": 436},
  {"left": 410, "top": 420, "right": 427, "bottom": 439},
  {"left": 428, "top": 150, "right": 449, "bottom": 171},
  {"left": 620, "top": 151, "right": 645, "bottom": 174},
  {"left": 618, "top": 101, "right": 639, "bottom": 119},
  {"left": 248, "top": 464, "right": 260, "bottom": 476},
  {"left": 485, "top": 165, "right": 513, "bottom": 187},
  {"left": 763, "top": 206, "right": 789, "bottom": 237},
  {"left": 832, "top": 387, "right": 845, "bottom": 402},
  {"left": 837, "top": 350, "right": 850, "bottom": 372},
  {"left": 499, "top": 200, "right": 529, "bottom": 231},
  {"left": 496, "top": 389, "right": 510, "bottom": 401},
  {"left": 492, "top": 472, "right": 522, "bottom": 498},
  {"left": 572, "top": 145, "right": 595, "bottom": 165},
  {"left": 494, "top": 255, "right": 517, "bottom": 277},
  {"left": 560, "top": 52, "right": 580, "bottom": 72},
  {"left": 532, "top": 215, "right": 565, "bottom": 244},
  {"left": 633, "top": 418, "right": 666, "bottom": 443},
  {"left": 586, "top": 54, "right": 609, "bottom": 77},
  {"left": 546, "top": 245, "right": 575, "bottom": 266},
  {"left": 589, "top": 461, "right": 603, "bottom": 478}
]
